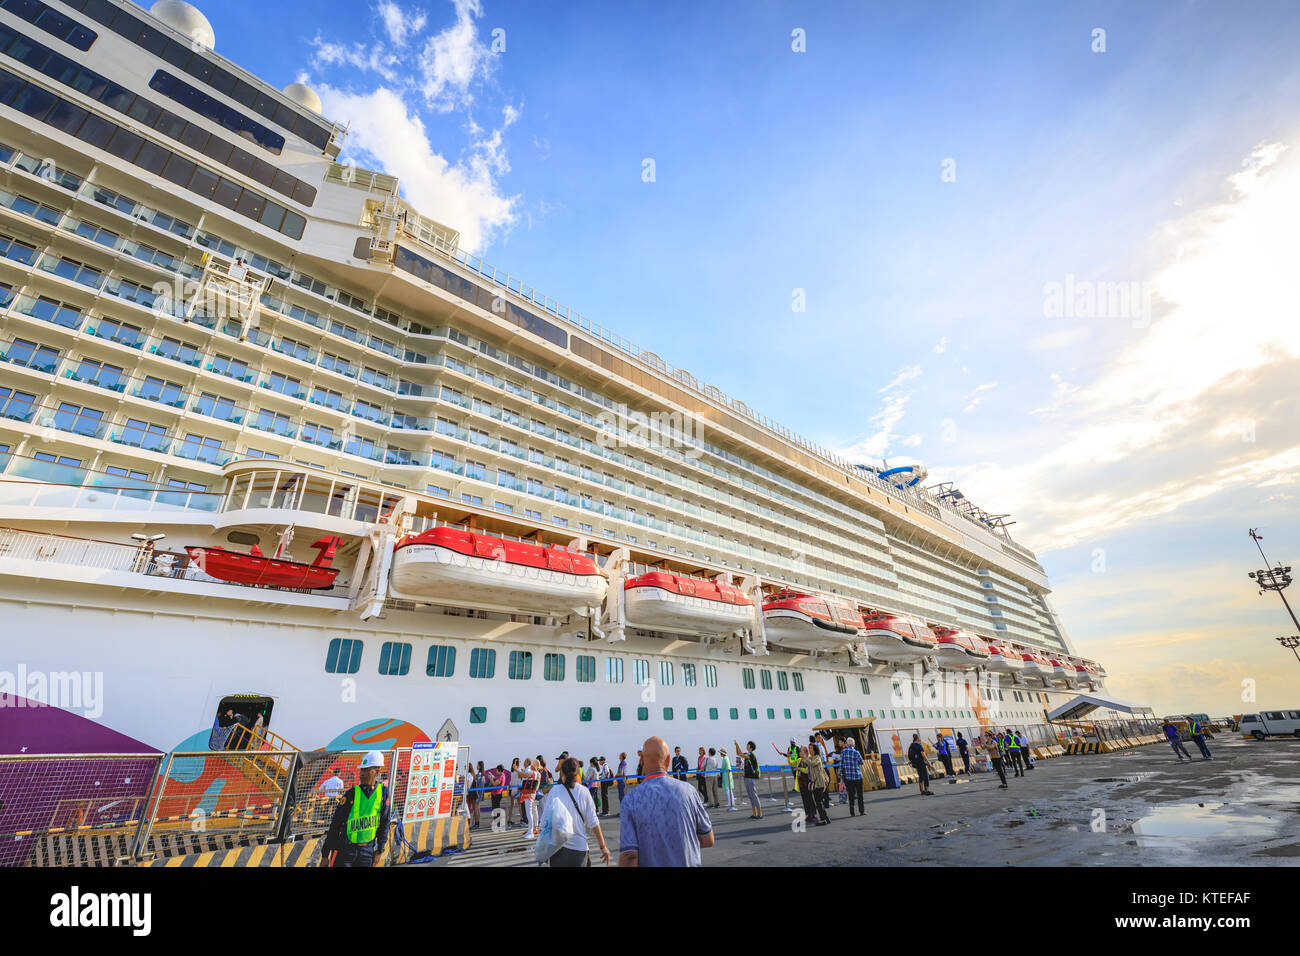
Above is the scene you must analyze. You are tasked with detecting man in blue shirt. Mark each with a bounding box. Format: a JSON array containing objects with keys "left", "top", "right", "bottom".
[
  {"left": 619, "top": 736, "right": 715, "bottom": 867},
  {"left": 838, "top": 738, "right": 865, "bottom": 816}
]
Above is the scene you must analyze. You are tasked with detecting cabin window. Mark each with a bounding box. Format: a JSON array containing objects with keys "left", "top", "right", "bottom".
[
  {"left": 637, "top": 707, "right": 649, "bottom": 721},
  {"left": 793, "top": 673, "right": 805, "bottom": 692},
  {"left": 709, "top": 708, "right": 719, "bottom": 720},
  {"left": 509, "top": 707, "right": 525, "bottom": 723},
  {"left": 470, "top": 707, "right": 487, "bottom": 723},
  {"left": 742, "top": 668, "right": 755, "bottom": 690},
  {"left": 663, "top": 708, "right": 673, "bottom": 720},
  {"left": 831, "top": 709, "right": 838, "bottom": 719},
  {"left": 658, "top": 661, "right": 674, "bottom": 686},
  {"left": 469, "top": 648, "right": 496, "bottom": 679},
  {"left": 760, "top": 670, "right": 773, "bottom": 690},
  {"left": 325, "top": 638, "right": 362, "bottom": 674},
  {"left": 800, "top": 709, "right": 807, "bottom": 719},
  {"left": 578, "top": 707, "right": 592, "bottom": 722},
  {"left": 575, "top": 655, "right": 595, "bottom": 682},
  {"left": 784, "top": 708, "right": 791, "bottom": 719},
  {"left": 729, "top": 708, "right": 739, "bottom": 720},
  {"left": 836, "top": 677, "right": 847, "bottom": 694},
  {"left": 426, "top": 645, "right": 456, "bottom": 678},
  {"left": 860, "top": 678, "right": 871, "bottom": 694},
  {"left": 609, "top": 707, "right": 622, "bottom": 721},
  {"left": 682, "top": 663, "right": 697, "bottom": 686},
  {"left": 378, "top": 642, "right": 411, "bottom": 676},
  {"left": 509, "top": 651, "right": 533, "bottom": 680},
  {"left": 766, "top": 708, "right": 775, "bottom": 720},
  {"left": 704, "top": 665, "right": 718, "bottom": 688},
  {"left": 687, "top": 707, "right": 697, "bottom": 720},
  {"left": 814, "top": 709, "right": 822, "bottom": 719},
  {"left": 606, "top": 657, "right": 623, "bottom": 683},
  {"left": 777, "top": 671, "right": 789, "bottom": 691},
  {"left": 632, "top": 659, "right": 649, "bottom": 685},
  {"left": 544, "top": 653, "right": 565, "bottom": 681},
  {"left": 748, "top": 708, "right": 758, "bottom": 720}
]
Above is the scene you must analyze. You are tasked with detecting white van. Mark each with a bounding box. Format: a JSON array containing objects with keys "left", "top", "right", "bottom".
[{"left": 1239, "top": 710, "right": 1300, "bottom": 739}]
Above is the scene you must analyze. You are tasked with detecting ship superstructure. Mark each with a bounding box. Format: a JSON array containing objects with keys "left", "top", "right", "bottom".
[{"left": 0, "top": 0, "right": 1102, "bottom": 760}]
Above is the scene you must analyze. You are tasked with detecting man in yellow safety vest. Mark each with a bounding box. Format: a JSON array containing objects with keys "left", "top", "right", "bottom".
[{"left": 324, "top": 750, "right": 392, "bottom": 867}]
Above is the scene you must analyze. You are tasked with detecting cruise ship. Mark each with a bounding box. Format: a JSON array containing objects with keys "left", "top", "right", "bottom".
[{"left": 0, "top": 0, "right": 1105, "bottom": 764}]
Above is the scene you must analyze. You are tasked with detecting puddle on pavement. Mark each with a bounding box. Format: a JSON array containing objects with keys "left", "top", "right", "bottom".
[
  {"left": 1130, "top": 802, "right": 1276, "bottom": 846},
  {"left": 1095, "top": 775, "right": 1154, "bottom": 783}
]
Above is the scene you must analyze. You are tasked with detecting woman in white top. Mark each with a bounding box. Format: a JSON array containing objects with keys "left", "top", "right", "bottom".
[
  {"left": 540, "top": 757, "right": 609, "bottom": 866},
  {"left": 519, "top": 758, "right": 540, "bottom": 839}
]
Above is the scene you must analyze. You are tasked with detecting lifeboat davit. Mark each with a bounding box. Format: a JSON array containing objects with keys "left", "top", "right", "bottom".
[
  {"left": 761, "top": 590, "right": 863, "bottom": 652},
  {"left": 1048, "top": 658, "right": 1074, "bottom": 687},
  {"left": 859, "top": 612, "right": 939, "bottom": 663},
  {"left": 390, "top": 527, "right": 607, "bottom": 615},
  {"left": 1019, "top": 651, "right": 1053, "bottom": 684},
  {"left": 983, "top": 642, "right": 1023, "bottom": 675},
  {"left": 186, "top": 536, "right": 341, "bottom": 589},
  {"left": 623, "top": 572, "right": 753, "bottom": 634},
  {"left": 932, "top": 626, "right": 991, "bottom": 670}
]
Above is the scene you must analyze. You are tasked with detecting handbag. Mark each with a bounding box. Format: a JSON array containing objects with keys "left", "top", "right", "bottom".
[{"left": 562, "top": 784, "right": 592, "bottom": 867}]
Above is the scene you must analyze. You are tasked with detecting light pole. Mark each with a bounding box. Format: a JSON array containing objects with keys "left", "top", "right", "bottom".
[
  {"left": 1248, "top": 529, "right": 1300, "bottom": 663},
  {"left": 1279, "top": 636, "right": 1300, "bottom": 664}
]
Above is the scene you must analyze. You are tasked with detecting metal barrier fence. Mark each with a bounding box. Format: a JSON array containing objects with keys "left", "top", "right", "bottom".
[{"left": 0, "top": 753, "right": 163, "bottom": 867}]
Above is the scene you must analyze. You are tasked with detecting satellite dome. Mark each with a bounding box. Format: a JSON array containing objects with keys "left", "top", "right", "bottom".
[
  {"left": 150, "top": 1, "right": 215, "bottom": 51},
  {"left": 282, "top": 82, "right": 323, "bottom": 115}
]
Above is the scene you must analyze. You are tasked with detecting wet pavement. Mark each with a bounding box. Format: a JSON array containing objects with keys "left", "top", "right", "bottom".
[{"left": 422, "top": 736, "right": 1300, "bottom": 867}]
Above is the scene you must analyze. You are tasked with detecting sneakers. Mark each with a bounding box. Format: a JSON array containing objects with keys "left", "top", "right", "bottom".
[{"left": 999, "top": 784, "right": 1009, "bottom": 789}]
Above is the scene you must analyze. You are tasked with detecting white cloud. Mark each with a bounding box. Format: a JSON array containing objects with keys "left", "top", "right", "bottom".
[
  {"left": 377, "top": 0, "right": 428, "bottom": 46},
  {"left": 834, "top": 365, "right": 921, "bottom": 462},
  {"left": 961, "top": 380, "right": 997, "bottom": 413},
  {"left": 1029, "top": 327, "right": 1091, "bottom": 351},
  {"left": 419, "top": 0, "right": 493, "bottom": 112},
  {"left": 933, "top": 336, "right": 948, "bottom": 354},
  {"left": 318, "top": 84, "right": 517, "bottom": 252},
  {"left": 942, "top": 137, "right": 1300, "bottom": 553}
]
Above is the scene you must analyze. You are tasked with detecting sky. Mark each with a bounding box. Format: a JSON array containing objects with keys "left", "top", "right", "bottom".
[{"left": 193, "top": 0, "right": 1300, "bottom": 716}]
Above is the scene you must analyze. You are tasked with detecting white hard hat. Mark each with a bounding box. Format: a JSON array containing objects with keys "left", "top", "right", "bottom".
[{"left": 360, "top": 750, "right": 385, "bottom": 769}]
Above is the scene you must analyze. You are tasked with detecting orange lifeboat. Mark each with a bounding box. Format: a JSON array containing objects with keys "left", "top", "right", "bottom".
[
  {"left": 390, "top": 526, "right": 607, "bottom": 615},
  {"left": 623, "top": 572, "right": 753, "bottom": 635}
]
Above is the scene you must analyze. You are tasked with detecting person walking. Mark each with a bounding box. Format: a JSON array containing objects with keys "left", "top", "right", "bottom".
[
  {"left": 795, "top": 747, "right": 820, "bottom": 825},
  {"left": 322, "top": 750, "right": 391, "bottom": 867},
  {"left": 838, "top": 738, "right": 866, "bottom": 816},
  {"left": 806, "top": 743, "right": 831, "bottom": 824},
  {"left": 505, "top": 757, "right": 520, "bottom": 825},
  {"left": 538, "top": 757, "right": 610, "bottom": 867},
  {"left": 1015, "top": 730, "right": 1034, "bottom": 770},
  {"left": 519, "top": 757, "right": 540, "bottom": 839},
  {"left": 719, "top": 748, "right": 736, "bottom": 811},
  {"left": 704, "top": 747, "right": 721, "bottom": 808},
  {"left": 907, "top": 734, "right": 933, "bottom": 796},
  {"left": 1163, "top": 721, "right": 1192, "bottom": 761},
  {"left": 486, "top": 764, "right": 507, "bottom": 822},
  {"left": 467, "top": 760, "right": 484, "bottom": 829},
  {"left": 695, "top": 746, "right": 709, "bottom": 801},
  {"left": 671, "top": 747, "right": 689, "bottom": 782},
  {"left": 618, "top": 736, "right": 715, "bottom": 867},
  {"left": 936, "top": 732, "right": 956, "bottom": 783},
  {"left": 743, "top": 740, "right": 763, "bottom": 819},
  {"left": 584, "top": 756, "right": 602, "bottom": 813},
  {"left": 616, "top": 752, "right": 629, "bottom": 803},
  {"left": 1189, "top": 717, "right": 1213, "bottom": 760},
  {"left": 1003, "top": 732, "right": 1024, "bottom": 778},
  {"left": 983, "top": 733, "right": 1008, "bottom": 789},
  {"left": 956, "top": 732, "right": 970, "bottom": 776},
  {"left": 598, "top": 757, "right": 613, "bottom": 815}
]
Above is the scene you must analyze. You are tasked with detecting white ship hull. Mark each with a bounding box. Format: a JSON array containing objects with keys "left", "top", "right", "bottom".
[
  {"left": 623, "top": 585, "right": 752, "bottom": 634},
  {"left": 390, "top": 543, "right": 608, "bottom": 616}
]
